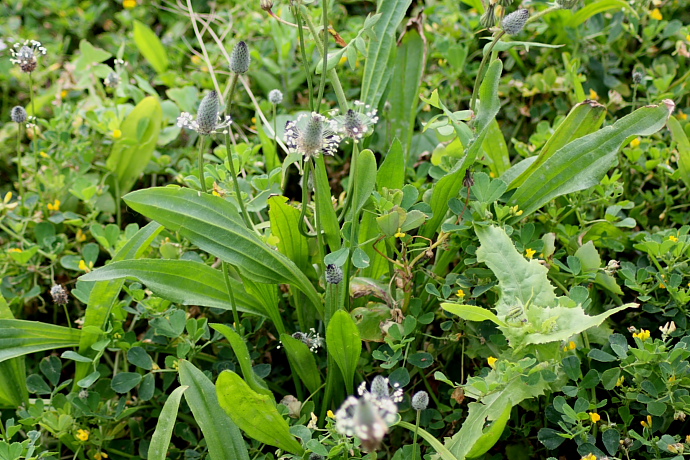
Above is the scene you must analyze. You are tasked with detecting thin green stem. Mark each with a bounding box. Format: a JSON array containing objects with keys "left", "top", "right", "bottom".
[
  {"left": 470, "top": 31, "right": 505, "bottom": 114},
  {"left": 315, "top": 0, "right": 329, "bottom": 113},
  {"left": 197, "top": 136, "right": 207, "bottom": 193},
  {"left": 15, "top": 125, "right": 24, "bottom": 199},
  {"left": 341, "top": 143, "right": 361, "bottom": 310},
  {"left": 293, "top": 4, "right": 315, "bottom": 112},
  {"left": 29, "top": 73, "right": 39, "bottom": 177},
  {"left": 413, "top": 409, "right": 421, "bottom": 460},
  {"left": 226, "top": 73, "right": 239, "bottom": 112},
  {"left": 222, "top": 262, "right": 243, "bottom": 336},
  {"left": 298, "top": 159, "right": 317, "bottom": 238},
  {"left": 0, "top": 221, "right": 55, "bottom": 260},
  {"left": 224, "top": 130, "right": 253, "bottom": 228},
  {"left": 114, "top": 173, "right": 122, "bottom": 229}
]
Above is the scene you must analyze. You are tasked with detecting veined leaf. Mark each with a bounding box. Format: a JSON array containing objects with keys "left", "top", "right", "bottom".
[
  {"left": 123, "top": 187, "right": 323, "bottom": 317},
  {"left": 441, "top": 304, "right": 507, "bottom": 327},
  {"left": 133, "top": 20, "right": 169, "bottom": 74},
  {"left": 80, "top": 259, "right": 264, "bottom": 316},
  {"left": 566, "top": 0, "right": 637, "bottom": 28},
  {"left": 269, "top": 196, "right": 310, "bottom": 274},
  {"left": 352, "top": 149, "right": 378, "bottom": 215},
  {"left": 0, "top": 295, "right": 28, "bottom": 408},
  {"left": 279, "top": 334, "right": 322, "bottom": 394},
  {"left": 377, "top": 139, "right": 405, "bottom": 191},
  {"left": 668, "top": 116, "right": 690, "bottom": 189},
  {"left": 510, "top": 100, "right": 674, "bottom": 216},
  {"left": 178, "top": 361, "right": 250, "bottom": 460},
  {"left": 0, "top": 320, "right": 81, "bottom": 363},
  {"left": 217, "top": 371, "right": 305, "bottom": 455},
  {"left": 326, "top": 310, "right": 362, "bottom": 395},
  {"left": 148, "top": 385, "right": 188, "bottom": 460},
  {"left": 313, "top": 156, "right": 341, "bottom": 252}
]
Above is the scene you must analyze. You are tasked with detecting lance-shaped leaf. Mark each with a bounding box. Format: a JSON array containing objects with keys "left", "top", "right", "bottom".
[
  {"left": 0, "top": 295, "right": 28, "bottom": 408},
  {"left": 80, "top": 259, "right": 264, "bottom": 316},
  {"left": 0, "top": 320, "right": 81, "bottom": 363},
  {"left": 326, "top": 310, "right": 362, "bottom": 395},
  {"left": 510, "top": 100, "right": 674, "bottom": 216},
  {"left": 124, "top": 187, "right": 323, "bottom": 317},
  {"left": 280, "top": 334, "right": 322, "bottom": 394},
  {"left": 217, "top": 370, "right": 305, "bottom": 455},
  {"left": 148, "top": 385, "right": 188, "bottom": 460},
  {"left": 668, "top": 116, "right": 690, "bottom": 189}
]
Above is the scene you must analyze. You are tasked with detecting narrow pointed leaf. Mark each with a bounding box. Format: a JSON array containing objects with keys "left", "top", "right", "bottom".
[
  {"left": 441, "top": 304, "right": 506, "bottom": 327},
  {"left": 148, "top": 385, "right": 188, "bottom": 460},
  {"left": 280, "top": 334, "right": 322, "bottom": 394},
  {"left": 326, "top": 310, "right": 362, "bottom": 395},
  {"left": 0, "top": 320, "right": 81, "bottom": 363}
]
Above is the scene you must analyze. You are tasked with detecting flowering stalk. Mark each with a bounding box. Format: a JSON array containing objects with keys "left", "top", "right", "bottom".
[
  {"left": 222, "top": 262, "right": 243, "bottom": 336},
  {"left": 292, "top": 4, "right": 315, "bottom": 112},
  {"left": 197, "top": 136, "right": 207, "bottom": 193},
  {"left": 29, "top": 73, "right": 39, "bottom": 178},
  {"left": 315, "top": 0, "right": 329, "bottom": 113},
  {"left": 11, "top": 107, "right": 27, "bottom": 199}
]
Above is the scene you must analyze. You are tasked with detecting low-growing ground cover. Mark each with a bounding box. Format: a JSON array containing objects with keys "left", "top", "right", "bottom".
[{"left": 1, "top": 0, "right": 689, "bottom": 459}]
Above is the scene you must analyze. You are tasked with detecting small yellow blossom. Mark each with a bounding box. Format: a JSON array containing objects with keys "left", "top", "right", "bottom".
[
  {"left": 191, "top": 55, "right": 202, "bottom": 65},
  {"left": 563, "top": 341, "right": 576, "bottom": 351},
  {"left": 457, "top": 289, "right": 466, "bottom": 299},
  {"left": 669, "top": 235, "right": 678, "bottom": 242},
  {"left": 630, "top": 137, "right": 641, "bottom": 148},
  {"left": 394, "top": 228, "right": 406, "bottom": 238},
  {"left": 679, "top": 111, "right": 688, "bottom": 121},
  {"left": 79, "top": 260, "right": 93, "bottom": 273},
  {"left": 489, "top": 171, "right": 496, "bottom": 178},
  {"left": 94, "top": 453, "right": 108, "bottom": 460},
  {"left": 212, "top": 190, "right": 221, "bottom": 197},
  {"left": 589, "top": 412, "right": 601, "bottom": 423},
  {"left": 588, "top": 88, "right": 599, "bottom": 100},
  {"left": 327, "top": 410, "right": 335, "bottom": 418},
  {"left": 686, "top": 434, "right": 690, "bottom": 443},
  {"left": 47, "top": 199, "right": 61, "bottom": 212},
  {"left": 669, "top": 375, "right": 676, "bottom": 382},
  {"left": 487, "top": 356, "right": 498, "bottom": 369},
  {"left": 633, "top": 329, "right": 650, "bottom": 341},
  {"left": 123, "top": 0, "right": 137, "bottom": 8},
  {"left": 339, "top": 55, "right": 348, "bottom": 66},
  {"left": 525, "top": 248, "right": 536, "bottom": 259},
  {"left": 640, "top": 414, "right": 653, "bottom": 428},
  {"left": 650, "top": 8, "right": 662, "bottom": 20},
  {"left": 616, "top": 376, "right": 625, "bottom": 387},
  {"left": 112, "top": 129, "right": 122, "bottom": 139},
  {"left": 660, "top": 283, "right": 666, "bottom": 289},
  {"left": 76, "top": 229, "right": 87, "bottom": 242},
  {"left": 76, "top": 429, "right": 90, "bottom": 442},
  {"left": 581, "top": 453, "right": 597, "bottom": 460},
  {"left": 510, "top": 205, "right": 524, "bottom": 216},
  {"left": 8, "top": 248, "right": 23, "bottom": 253},
  {"left": 3, "top": 192, "right": 12, "bottom": 204},
  {"left": 61, "top": 90, "right": 69, "bottom": 99}
]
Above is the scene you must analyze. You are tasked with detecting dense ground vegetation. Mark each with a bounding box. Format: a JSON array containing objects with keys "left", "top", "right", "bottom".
[{"left": 1, "top": 0, "right": 690, "bottom": 459}]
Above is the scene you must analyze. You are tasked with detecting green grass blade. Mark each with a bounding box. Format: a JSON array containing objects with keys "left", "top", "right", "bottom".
[
  {"left": 0, "top": 320, "right": 81, "bottom": 363},
  {"left": 668, "top": 116, "right": 690, "bottom": 189},
  {"left": 148, "top": 385, "right": 188, "bottom": 460},
  {"left": 326, "top": 310, "right": 361, "bottom": 395},
  {"left": 0, "top": 295, "right": 28, "bottom": 408}
]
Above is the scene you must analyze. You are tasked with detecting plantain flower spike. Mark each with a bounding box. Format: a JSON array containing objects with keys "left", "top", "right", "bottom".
[{"left": 502, "top": 8, "right": 529, "bottom": 35}]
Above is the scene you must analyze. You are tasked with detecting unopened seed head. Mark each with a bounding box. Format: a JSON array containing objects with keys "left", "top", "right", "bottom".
[
  {"left": 412, "top": 391, "right": 429, "bottom": 410},
  {"left": 197, "top": 90, "right": 220, "bottom": 135},
  {"left": 502, "top": 9, "right": 529, "bottom": 35},
  {"left": 325, "top": 264, "right": 343, "bottom": 284},
  {"left": 11, "top": 106, "right": 27, "bottom": 124},
  {"left": 230, "top": 41, "right": 250, "bottom": 74},
  {"left": 269, "top": 89, "right": 283, "bottom": 105}
]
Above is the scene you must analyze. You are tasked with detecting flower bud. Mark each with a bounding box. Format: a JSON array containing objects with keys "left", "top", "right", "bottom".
[
  {"left": 260, "top": 0, "right": 273, "bottom": 10},
  {"left": 11, "top": 106, "right": 27, "bottom": 124},
  {"left": 269, "top": 89, "right": 283, "bottom": 105},
  {"left": 50, "top": 285, "right": 69, "bottom": 306},
  {"left": 325, "top": 264, "right": 343, "bottom": 284},
  {"left": 412, "top": 391, "right": 429, "bottom": 411},
  {"left": 632, "top": 69, "right": 645, "bottom": 85},
  {"left": 196, "top": 90, "right": 220, "bottom": 135},
  {"left": 230, "top": 41, "right": 250, "bottom": 74},
  {"left": 502, "top": 9, "right": 529, "bottom": 35}
]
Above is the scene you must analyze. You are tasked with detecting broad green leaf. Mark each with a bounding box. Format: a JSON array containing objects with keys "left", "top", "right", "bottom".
[
  {"left": 279, "top": 334, "right": 322, "bottom": 394},
  {"left": 178, "top": 360, "right": 250, "bottom": 460},
  {"left": 269, "top": 196, "right": 310, "bottom": 273},
  {"left": 216, "top": 371, "right": 304, "bottom": 455},
  {"left": 482, "top": 120, "right": 510, "bottom": 177},
  {"left": 148, "top": 385, "right": 188, "bottom": 460},
  {"left": 510, "top": 100, "right": 674, "bottom": 216},
  {"left": 0, "top": 320, "right": 81, "bottom": 363},
  {"left": 313, "top": 156, "right": 341, "bottom": 252},
  {"left": 668, "top": 116, "right": 690, "bottom": 189},
  {"left": 123, "top": 187, "right": 323, "bottom": 317},
  {"left": 111, "top": 372, "right": 142, "bottom": 393},
  {"left": 377, "top": 139, "right": 405, "bottom": 190},
  {"left": 133, "top": 20, "right": 169, "bottom": 74},
  {"left": 127, "top": 347, "right": 153, "bottom": 370},
  {"left": 466, "top": 404, "right": 512, "bottom": 458},
  {"left": 389, "top": 24, "right": 426, "bottom": 156},
  {"left": 352, "top": 149, "right": 378, "bottom": 215},
  {"left": 509, "top": 100, "right": 607, "bottom": 189},
  {"left": 0, "top": 295, "right": 28, "bottom": 408},
  {"left": 566, "top": 0, "right": 637, "bottom": 28},
  {"left": 422, "top": 60, "right": 502, "bottom": 238},
  {"left": 75, "top": 39, "right": 111, "bottom": 70},
  {"left": 211, "top": 324, "right": 272, "bottom": 398},
  {"left": 240, "top": 275, "right": 286, "bottom": 334},
  {"left": 326, "top": 310, "right": 362, "bottom": 395},
  {"left": 360, "top": 0, "right": 414, "bottom": 110},
  {"left": 107, "top": 97, "right": 163, "bottom": 195},
  {"left": 441, "top": 304, "right": 507, "bottom": 327},
  {"left": 80, "top": 259, "right": 264, "bottom": 315}
]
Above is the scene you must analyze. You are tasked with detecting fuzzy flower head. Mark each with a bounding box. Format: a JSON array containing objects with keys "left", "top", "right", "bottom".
[
  {"left": 10, "top": 40, "right": 46, "bottom": 73},
  {"left": 326, "top": 264, "right": 343, "bottom": 284},
  {"left": 330, "top": 101, "right": 379, "bottom": 143},
  {"left": 177, "top": 90, "right": 232, "bottom": 135},
  {"left": 104, "top": 72, "right": 121, "bottom": 88},
  {"left": 285, "top": 112, "right": 341, "bottom": 159},
  {"left": 335, "top": 376, "right": 403, "bottom": 451},
  {"left": 50, "top": 285, "right": 69, "bottom": 306},
  {"left": 230, "top": 41, "right": 250, "bottom": 74},
  {"left": 292, "top": 328, "right": 324, "bottom": 352},
  {"left": 268, "top": 89, "right": 283, "bottom": 105},
  {"left": 11, "top": 106, "right": 27, "bottom": 124},
  {"left": 502, "top": 9, "right": 530, "bottom": 35}
]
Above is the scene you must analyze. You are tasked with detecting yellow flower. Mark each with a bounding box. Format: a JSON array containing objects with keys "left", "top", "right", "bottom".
[
  {"left": 616, "top": 376, "right": 625, "bottom": 387},
  {"left": 123, "top": 0, "right": 137, "bottom": 8},
  {"left": 489, "top": 171, "right": 496, "bottom": 178},
  {"left": 191, "top": 55, "right": 202, "bottom": 65},
  {"left": 510, "top": 205, "right": 523, "bottom": 216},
  {"left": 640, "top": 414, "right": 653, "bottom": 428},
  {"left": 669, "top": 235, "right": 678, "bottom": 242},
  {"left": 47, "top": 199, "right": 61, "bottom": 212},
  {"left": 394, "top": 228, "right": 406, "bottom": 238},
  {"left": 581, "top": 454, "right": 597, "bottom": 460},
  {"left": 8, "top": 248, "right": 23, "bottom": 253},
  {"left": 669, "top": 375, "right": 676, "bottom": 382},
  {"left": 563, "top": 341, "right": 576, "bottom": 351},
  {"left": 112, "top": 129, "right": 122, "bottom": 139},
  {"left": 79, "top": 260, "right": 93, "bottom": 273},
  {"left": 339, "top": 55, "right": 348, "bottom": 66},
  {"left": 457, "top": 289, "right": 466, "bottom": 299},
  {"left": 61, "top": 90, "right": 69, "bottom": 99},
  {"left": 588, "top": 88, "right": 599, "bottom": 100},
  {"left": 525, "top": 248, "right": 536, "bottom": 259},
  {"left": 3, "top": 192, "right": 12, "bottom": 204},
  {"left": 76, "top": 429, "right": 90, "bottom": 442},
  {"left": 679, "top": 111, "right": 688, "bottom": 120},
  {"left": 633, "top": 329, "right": 650, "bottom": 341},
  {"left": 327, "top": 410, "right": 335, "bottom": 418},
  {"left": 40, "top": 151, "right": 49, "bottom": 158},
  {"left": 650, "top": 8, "right": 662, "bottom": 20},
  {"left": 487, "top": 356, "right": 498, "bottom": 369},
  {"left": 589, "top": 412, "right": 601, "bottom": 423},
  {"left": 76, "top": 229, "right": 87, "bottom": 242},
  {"left": 94, "top": 453, "right": 108, "bottom": 460},
  {"left": 630, "top": 137, "right": 641, "bottom": 148}
]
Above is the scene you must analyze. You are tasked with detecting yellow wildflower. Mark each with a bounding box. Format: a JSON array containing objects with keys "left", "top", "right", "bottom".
[
  {"left": 630, "top": 137, "right": 641, "bottom": 148},
  {"left": 616, "top": 376, "right": 625, "bottom": 387},
  {"left": 47, "top": 199, "right": 61, "bottom": 212},
  {"left": 669, "top": 235, "right": 678, "bottom": 242},
  {"left": 563, "top": 341, "right": 576, "bottom": 351},
  {"left": 112, "top": 129, "right": 122, "bottom": 139},
  {"left": 510, "top": 205, "right": 523, "bottom": 216},
  {"left": 79, "top": 260, "right": 93, "bottom": 273},
  {"left": 61, "top": 90, "right": 68, "bottom": 99},
  {"left": 589, "top": 412, "right": 601, "bottom": 423},
  {"left": 8, "top": 248, "right": 23, "bottom": 253},
  {"left": 327, "top": 410, "right": 336, "bottom": 418},
  {"left": 686, "top": 434, "right": 690, "bottom": 443},
  {"left": 339, "top": 55, "right": 348, "bottom": 66},
  {"left": 191, "top": 55, "right": 202, "bottom": 65},
  {"left": 487, "top": 356, "right": 498, "bottom": 369},
  {"left": 581, "top": 454, "right": 596, "bottom": 460},
  {"left": 641, "top": 414, "right": 653, "bottom": 428},
  {"left": 457, "top": 289, "right": 466, "bottom": 299},
  {"left": 650, "top": 8, "right": 662, "bottom": 20},
  {"left": 669, "top": 375, "right": 676, "bottom": 382},
  {"left": 489, "top": 171, "right": 496, "bottom": 178},
  {"left": 525, "top": 248, "right": 536, "bottom": 259},
  {"left": 76, "top": 429, "right": 90, "bottom": 442},
  {"left": 394, "top": 228, "right": 406, "bottom": 238},
  {"left": 679, "top": 111, "right": 688, "bottom": 120},
  {"left": 633, "top": 329, "right": 650, "bottom": 341},
  {"left": 40, "top": 151, "right": 49, "bottom": 158},
  {"left": 123, "top": 0, "right": 137, "bottom": 8},
  {"left": 94, "top": 453, "right": 108, "bottom": 460},
  {"left": 588, "top": 88, "right": 599, "bottom": 100},
  {"left": 76, "top": 229, "right": 87, "bottom": 242},
  {"left": 3, "top": 192, "right": 12, "bottom": 204}
]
